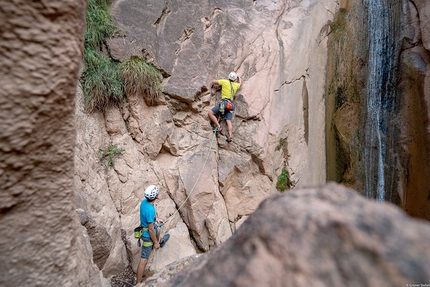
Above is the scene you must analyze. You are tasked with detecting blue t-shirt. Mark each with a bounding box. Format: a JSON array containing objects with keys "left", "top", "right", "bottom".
[{"left": 140, "top": 198, "right": 156, "bottom": 238}]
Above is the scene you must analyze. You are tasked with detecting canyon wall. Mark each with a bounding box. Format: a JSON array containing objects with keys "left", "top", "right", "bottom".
[
  {"left": 2, "top": 0, "right": 430, "bottom": 285},
  {"left": 326, "top": 0, "right": 430, "bottom": 219},
  {"left": 0, "top": 1, "right": 108, "bottom": 286},
  {"left": 74, "top": 0, "right": 337, "bottom": 277}
]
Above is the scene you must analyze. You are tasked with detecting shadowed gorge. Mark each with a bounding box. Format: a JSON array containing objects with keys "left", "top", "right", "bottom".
[{"left": 326, "top": 0, "right": 430, "bottom": 220}]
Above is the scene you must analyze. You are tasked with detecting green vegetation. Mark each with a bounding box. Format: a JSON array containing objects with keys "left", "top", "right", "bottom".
[
  {"left": 120, "top": 56, "right": 163, "bottom": 105},
  {"left": 81, "top": 0, "right": 123, "bottom": 112},
  {"left": 82, "top": 49, "right": 123, "bottom": 112},
  {"left": 329, "top": 10, "right": 347, "bottom": 41},
  {"left": 99, "top": 144, "right": 125, "bottom": 167},
  {"left": 80, "top": 0, "right": 164, "bottom": 112},
  {"left": 276, "top": 138, "right": 286, "bottom": 151},
  {"left": 276, "top": 168, "right": 293, "bottom": 192},
  {"left": 85, "top": 0, "right": 116, "bottom": 50}
]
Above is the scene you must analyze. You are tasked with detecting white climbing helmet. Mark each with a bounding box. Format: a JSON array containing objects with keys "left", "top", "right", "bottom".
[
  {"left": 228, "top": 71, "right": 238, "bottom": 81},
  {"left": 144, "top": 185, "right": 159, "bottom": 200}
]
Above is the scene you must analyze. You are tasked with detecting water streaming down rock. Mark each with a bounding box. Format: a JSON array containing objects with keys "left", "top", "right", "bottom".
[
  {"left": 327, "top": 0, "right": 430, "bottom": 219},
  {"left": 363, "top": 0, "right": 402, "bottom": 201}
]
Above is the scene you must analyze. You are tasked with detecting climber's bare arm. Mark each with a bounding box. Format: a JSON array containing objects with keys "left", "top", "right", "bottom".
[{"left": 212, "top": 80, "right": 219, "bottom": 86}]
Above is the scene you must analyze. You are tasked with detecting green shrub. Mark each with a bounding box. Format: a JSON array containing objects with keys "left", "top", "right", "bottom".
[
  {"left": 99, "top": 144, "right": 125, "bottom": 167},
  {"left": 120, "top": 56, "right": 163, "bottom": 105},
  {"left": 85, "top": 0, "right": 116, "bottom": 50},
  {"left": 276, "top": 168, "right": 292, "bottom": 192},
  {"left": 82, "top": 48, "right": 123, "bottom": 112},
  {"left": 276, "top": 138, "right": 286, "bottom": 151},
  {"left": 81, "top": 50, "right": 124, "bottom": 112},
  {"left": 330, "top": 10, "right": 347, "bottom": 41},
  {"left": 81, "top": 0, "right": 123, "bottom": 112},
  {"left": 80, "top": 0, "right": 163, "bottom": 112}
]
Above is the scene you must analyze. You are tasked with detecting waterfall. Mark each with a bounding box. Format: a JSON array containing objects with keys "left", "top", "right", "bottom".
[{"left": 363, "top": 0, "right": 402, "bottom": 201}]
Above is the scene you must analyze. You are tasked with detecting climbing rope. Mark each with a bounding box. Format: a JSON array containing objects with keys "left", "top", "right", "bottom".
[
  {"left": 153, "top": 128, "right": 218, "bottom": 272},
  {"left": 166, "top": 129, "right": 217, "bottom": 224}
]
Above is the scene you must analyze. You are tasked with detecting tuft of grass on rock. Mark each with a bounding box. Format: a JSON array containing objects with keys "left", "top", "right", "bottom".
[
  {"left": 276, "top": 168, "right": 294, "bottom": 192},
  {"left": 82, "top": 48, "right": 123, "bottom": 112},
  {"left": 81, "top": 0, "right": 123, "bottom": 112},
  {"left": 80, "top": 0, "right": 163, "bottom": 112},
  {"left": 120, "top": 56, "right": 163, "bottom": 105},
  {"left": 99, "top": 144, "right": 125, "bottom": 167},
  {"left": 276, "top": 138, "right": 286, "bottom": 151},
  {"left": 85, "top": 0, "right": 116, "bottom": 50}
]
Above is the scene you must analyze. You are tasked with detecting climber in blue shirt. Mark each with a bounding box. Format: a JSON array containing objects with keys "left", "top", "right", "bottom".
[{"left": 136, "top": 185, "right": 170, "bottom": 284}]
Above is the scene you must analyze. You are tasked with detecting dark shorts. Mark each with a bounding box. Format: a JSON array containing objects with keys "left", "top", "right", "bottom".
[
  {"left": 140, "top": 237, "right": 153, "bottom": 259},
  {"left": 212, "top": 100, "right": 235, "bottom": 121}
]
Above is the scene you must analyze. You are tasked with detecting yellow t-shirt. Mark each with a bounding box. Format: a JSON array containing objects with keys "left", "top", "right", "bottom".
[{"left": 218, "top": 79, "right": 240, "bottom": 100}]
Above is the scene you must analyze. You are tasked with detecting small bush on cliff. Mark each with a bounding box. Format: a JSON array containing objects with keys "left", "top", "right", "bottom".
[
  {"left": 120, "top": 56, "right": 163, "bottom": 105},
  {"left": 276, "top": 168, "right": 294, "bottom": 192},
  {"left": 276, "top": 138, "right": 286, "bottom": 151},
  {"left": 81, "top": 0, "right": 123, "bottom": 112},
  {"left": 99, "top": 144, "right": 125, "bottom": 167},
  {"left": 85, "top": 0, "right": 116, "bottom": 50},
  {"left": 81, "top": 0, "right": 164, "bottom": 112},
  {"left": 82, "top": 49, "right": 123, "bottom": 112}
]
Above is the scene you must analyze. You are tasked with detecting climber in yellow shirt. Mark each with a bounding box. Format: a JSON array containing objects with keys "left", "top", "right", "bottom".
[{"left": 208, "top": 71, "right": 242, "bottom": 143}]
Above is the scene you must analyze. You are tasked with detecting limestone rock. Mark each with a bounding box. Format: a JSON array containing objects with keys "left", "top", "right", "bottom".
[
  {"left": 76, "top": 209, "right": 112, "bottom": 270},
  {"left": 144, "top": 254, "right": 205, "bottom": 287},
  {"left": 148, "top": 183, "right": 430, "bottom": 287},
  {"left": 397, "top": 0, "right": 430, "bottom": 219},
  {"left": 109, "top": 0, "right": 336, "bottom": 189},
  {"left": 413, "top": 0, "right": 430, "bottom": 51},
  {"left": 74, "top": 86, "right": 130, "bottom": 277},
  {"left": 0, "top": 1, "right": 107, "bottom": 286},
  {"left": 146, "top": 222, "right": 197, "bottom": 272},
  {"left": 333, "top": 102, "right": 360, "bottom": 185}
]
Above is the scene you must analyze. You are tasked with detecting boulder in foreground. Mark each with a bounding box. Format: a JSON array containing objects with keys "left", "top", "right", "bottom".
[{"left": 146, "top": 183, "right": 430, "bottom": 287}]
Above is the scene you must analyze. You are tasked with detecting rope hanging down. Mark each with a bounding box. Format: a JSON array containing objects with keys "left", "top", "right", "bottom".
[{"left": 153, "top": 129, "right": 218, "bottom": 272}]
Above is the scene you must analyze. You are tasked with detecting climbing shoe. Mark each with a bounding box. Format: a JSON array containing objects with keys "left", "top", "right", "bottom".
[
  {"left": 160, "top": 234, "right": 170, "bottom": 248},
  {"left": 226, "top": 137, "right": 233, "bottom": 143}
]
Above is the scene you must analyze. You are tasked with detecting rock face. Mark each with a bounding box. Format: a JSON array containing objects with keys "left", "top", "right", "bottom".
[
  {"left": 398, "top": 0, "right": 430, "bottom": 219},
  {"left": 147, "top": 183, "right": 430, "bottom": 287},
  {"left": 0, "top": 1, "right": 107, "bottom": 286},
  {"left": 73, "top": 0, "right": 338, "bottom": 278},
  {"left": 2, "top": 0, "right": 430, "bottom": 285}
]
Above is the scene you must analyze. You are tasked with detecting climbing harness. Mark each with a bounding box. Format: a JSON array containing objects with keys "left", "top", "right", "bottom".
[{"left": 134, "top": 224, "right": 164, "bottom": 247}]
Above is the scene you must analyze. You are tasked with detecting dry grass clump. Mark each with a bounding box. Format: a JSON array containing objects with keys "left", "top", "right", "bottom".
[
  {"left": 80, "top": 0, "right": 163, "bottom": 112},
  {"left": 120, "top": 56, "right": 163, "bottom": 105},
  {"left": 82, "top": 49, "right": 123, "bottom": 112},
  {"left": 81, "top": 0, "right": 123, "bottom": 112}
]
